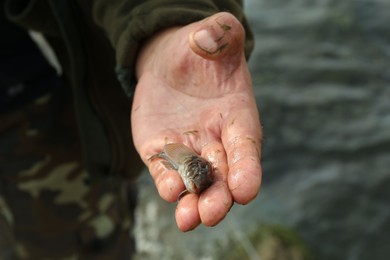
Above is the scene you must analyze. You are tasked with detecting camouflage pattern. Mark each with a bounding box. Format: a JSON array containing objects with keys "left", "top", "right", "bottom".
[{"left": 0, "top": 86, "right": 137, "bottom": 259}]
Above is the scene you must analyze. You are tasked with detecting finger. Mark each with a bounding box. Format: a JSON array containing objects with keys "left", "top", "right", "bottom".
[
  {"left": 148, "top": 159, "right": 185, "bottom": 202},
  {"left": 175, "top": 193, "right": 201, "bottom": 232},
  {"left": 198, "top": 141, "right": 233, "bottom": 226},
  {"left": 140, "top": 134, "right": 185, "bottom": 202},
  {"left": 222, "top": 106, "right": 262, "bottom": 205},
  {"left": 189, "top": 12, "right": 245, "bottom": 61}
]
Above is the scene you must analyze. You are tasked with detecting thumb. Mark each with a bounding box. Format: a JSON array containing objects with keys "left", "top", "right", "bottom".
[{"left": 189, "top": 12, "right": 246, "bottom": 61}]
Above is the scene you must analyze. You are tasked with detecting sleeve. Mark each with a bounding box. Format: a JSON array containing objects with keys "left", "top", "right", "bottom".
[{"left": 92, "top": 0, "right": 254, "bottom": 97}]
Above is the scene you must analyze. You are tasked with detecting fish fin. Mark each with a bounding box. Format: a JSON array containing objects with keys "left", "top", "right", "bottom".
[
  {"left": 160, "top": 160, "right": 176, "bottom": 170},
  {"left": 164, "top": 143, "right": 197, "bottom": 163},
  {"left": 148, "top": 152, "right": 178, "bottom": 170},
  {"left": 148, "top": 153, "right": 162, "bottom": 161}
]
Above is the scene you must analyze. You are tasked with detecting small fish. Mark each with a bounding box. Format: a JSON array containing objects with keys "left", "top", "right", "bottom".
[{"left": 149, "top": 143, "right": 213, "bottom": 198}]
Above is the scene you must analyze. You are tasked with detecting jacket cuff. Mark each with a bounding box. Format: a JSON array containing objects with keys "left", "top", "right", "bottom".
[{"left": 115, "top": 64, "right": 137, "bottom": 98}]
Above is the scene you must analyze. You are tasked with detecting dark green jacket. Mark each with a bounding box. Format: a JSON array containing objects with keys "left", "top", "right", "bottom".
[{"left": 5, "top": 0, "right": 254, "bottom": 179}]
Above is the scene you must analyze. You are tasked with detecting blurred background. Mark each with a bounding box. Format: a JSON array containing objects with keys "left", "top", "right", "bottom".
[{"left": 133, "top": 0, "right": 390, "bottom": 259}]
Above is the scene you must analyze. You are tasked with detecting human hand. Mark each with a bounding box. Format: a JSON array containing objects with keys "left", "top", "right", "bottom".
[{"left": 132, "top": 12, "right": 262, "bottom": 231}]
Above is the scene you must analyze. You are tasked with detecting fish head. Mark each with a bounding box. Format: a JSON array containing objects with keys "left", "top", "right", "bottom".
[{"left": 184, "top": 156, "right": 213, "bottom": 194}]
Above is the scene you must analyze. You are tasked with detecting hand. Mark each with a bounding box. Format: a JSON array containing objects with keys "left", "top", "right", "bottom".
[{"left": 132, "top": 12, "right": 262, "bottom": 231}]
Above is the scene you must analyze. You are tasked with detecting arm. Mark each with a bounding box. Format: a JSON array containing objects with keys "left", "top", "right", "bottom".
[{"left": 92, "top": 1, "right": 262, "bottom": 231}]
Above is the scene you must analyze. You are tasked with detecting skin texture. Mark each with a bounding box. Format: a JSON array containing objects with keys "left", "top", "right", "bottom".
[{"left": 132, "top": 12, "right": 263, "bottom": 231}]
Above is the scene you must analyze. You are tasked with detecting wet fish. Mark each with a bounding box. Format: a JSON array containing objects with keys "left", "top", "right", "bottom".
[{"left": 149, "top": 143, "right": 213, "bottom": 197}]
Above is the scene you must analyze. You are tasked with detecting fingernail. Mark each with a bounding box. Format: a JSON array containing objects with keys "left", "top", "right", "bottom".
[{"left": 193, "top": 29, "right": 219, "bottom": 54}]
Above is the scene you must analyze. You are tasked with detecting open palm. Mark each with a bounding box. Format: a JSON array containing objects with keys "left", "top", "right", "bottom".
[{"left": 131, "top": 12, "right": 262, "bottom": 231}]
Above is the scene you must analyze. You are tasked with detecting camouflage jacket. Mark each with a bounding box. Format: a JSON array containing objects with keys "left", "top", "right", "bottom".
[{"left": 4, "top": 0, "right": 254, "bottom": 179}]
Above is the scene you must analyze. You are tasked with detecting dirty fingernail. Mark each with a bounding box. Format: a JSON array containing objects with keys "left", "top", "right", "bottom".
[{"left": 193, "top": 29, "right": 219, "bottom": 54}]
